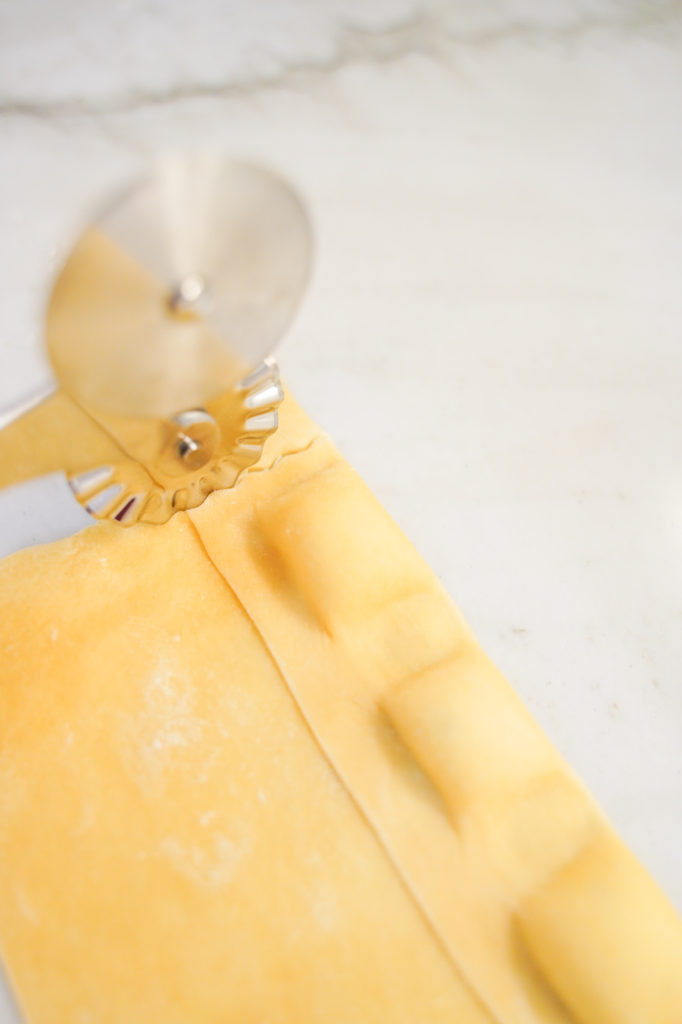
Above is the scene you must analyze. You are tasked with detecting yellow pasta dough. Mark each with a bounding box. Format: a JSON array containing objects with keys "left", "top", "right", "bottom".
[{"left": 0, "top": 395, "right": 680, "bottom": 1024}]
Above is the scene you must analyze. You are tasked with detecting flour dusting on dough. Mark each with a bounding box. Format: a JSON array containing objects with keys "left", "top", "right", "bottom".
[
  {"left": 0, "top": 759, "right": 26, "bottom": 824},
  {"left": 308, "top": 877, "right": 339, "bottom": 934},
  {"left": 74, "top": 800, "right": 96, "bottom": 836},
  {"left": 115, "top": 655, "right": 205, "bottom": 796},
  {"left": 160, "top": 833, "right": 247, "bottom": 888},
  {"left": 14, "top": 885, "right": 40, "bottom": 927}
]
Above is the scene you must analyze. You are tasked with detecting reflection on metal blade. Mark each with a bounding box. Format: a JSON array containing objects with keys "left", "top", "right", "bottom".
[{"left": 46, "top": 155, "right": 313, "bottom": 420}]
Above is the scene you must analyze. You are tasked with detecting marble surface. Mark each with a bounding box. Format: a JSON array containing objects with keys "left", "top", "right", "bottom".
[{"left": 1, "top": 0, "right": 682, "bottom": 1018}]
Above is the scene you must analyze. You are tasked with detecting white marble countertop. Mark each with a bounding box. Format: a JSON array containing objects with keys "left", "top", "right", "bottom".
[{"left": 1, "top": 1, "right": 681, "bottom": 1018}]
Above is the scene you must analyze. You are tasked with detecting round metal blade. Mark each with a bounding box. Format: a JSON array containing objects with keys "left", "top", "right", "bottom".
[{"left": 46, "top": 155, "right": 313, "bottom": 419}]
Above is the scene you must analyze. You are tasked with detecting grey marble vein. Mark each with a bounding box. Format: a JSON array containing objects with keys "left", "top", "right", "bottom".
[{"left": 1, "top": 0, "right": 680, "bottom": 120}]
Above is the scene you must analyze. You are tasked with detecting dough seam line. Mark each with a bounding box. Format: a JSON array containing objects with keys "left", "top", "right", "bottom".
[{"left": 183, "top": 510, "right": 502, "bottom": 1024}]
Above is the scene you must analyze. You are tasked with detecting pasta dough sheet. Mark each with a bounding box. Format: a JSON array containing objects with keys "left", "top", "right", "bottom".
[{"left": 0, "top": 395, "right": 680, "bottom": 1024}]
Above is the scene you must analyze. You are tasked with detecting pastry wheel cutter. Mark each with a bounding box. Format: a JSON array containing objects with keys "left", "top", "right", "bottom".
[{"left": 0, "top": 154, "right": 313, "bottom": 525}]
